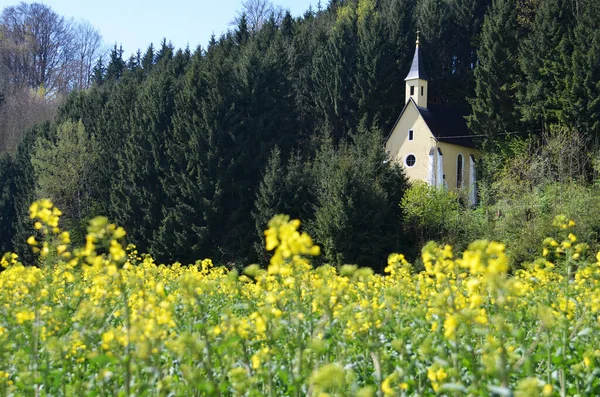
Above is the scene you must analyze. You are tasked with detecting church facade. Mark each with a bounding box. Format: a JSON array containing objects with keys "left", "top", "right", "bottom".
[{"left": 385, "top": 36, "right": 478, "bottom": 205}]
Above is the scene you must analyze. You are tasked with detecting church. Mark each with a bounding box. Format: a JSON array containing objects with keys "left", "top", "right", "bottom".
[{"left": 385, "top": 35, "right": 478, "bottom": 205}]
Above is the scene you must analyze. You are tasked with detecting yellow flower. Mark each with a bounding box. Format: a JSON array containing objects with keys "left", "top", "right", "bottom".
[
  {"left": 444, "top": 314, "right": 458, "bottom": 339},
  {"left": 251, "top": 354, "right": 260, "bottom": 369},
  {"left": 583, "top": 357, "right": 591, "bottom": 367},
  {"left": 381, "top": 373, "right": 396, "bottom": 396},
  {"left": 15, "top": 311, "right": 36, "bottom": 324}
]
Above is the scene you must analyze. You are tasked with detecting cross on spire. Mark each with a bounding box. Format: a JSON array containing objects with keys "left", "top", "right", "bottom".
[{"left": 416, "top": 29, "right": 421, "bottom": 46}]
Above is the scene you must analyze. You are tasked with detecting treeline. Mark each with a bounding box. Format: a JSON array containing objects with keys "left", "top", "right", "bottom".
[
  {"left": 468, "top": 0, "right": 600, "bottom": 137},
  {"left": 1, "top": 0, "right": 423, "bottom": 270},
  {"left": 1, "top": 0, "right": 600, "bottom": 270}
]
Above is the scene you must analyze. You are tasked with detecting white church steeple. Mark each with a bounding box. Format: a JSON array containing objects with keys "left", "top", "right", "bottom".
[{"left": 405, "top": 31, "right": 428, "bottom": 108}]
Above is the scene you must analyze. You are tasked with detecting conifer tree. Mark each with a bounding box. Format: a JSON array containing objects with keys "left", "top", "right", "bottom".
[
  {"left": 518, "top": 0, "right": 575, "bottom": 127},
  {"left": 570, "top": 0, "right": 600, "bottom": 134},
  {"left": 92, "top": 57, "right": 105, "bottom": 85},
  {"left": 252, "top": 147, "right": 314, "bottom": 261},
  {"left": 154, "top": 45, "right": 232, "bottom": 263},
  {"left": 308, "top": 127, "right": 409, "bottom": 270},
  {"left": 105, "top": 44, "right": 126, "bottom": 82},
  {"left": 236, "top": 14, "right": 250, "bottom": 45},
  {"left": 142, "top": 44, "right": 155, "bottom": 73},
  {"left": 110, "top": 55, "right": 180, "bottom": 253},
  {"left": 312, "top": 1, "right": 359, "bottom": 141},
  {"left": 0, "top": 155, "right": 16, "bottom": 254},
  {"left": 11, "top": 123, "right": 52, "bottom": 263},
  {"left": 354, "top": 0, "right": 405, "bottom": 130},
  {"left": 468, "top": 0, "right": 520, "bottom": 137},
  {"left": 97, "top": 73, "right": 141, "bottom": 217}
]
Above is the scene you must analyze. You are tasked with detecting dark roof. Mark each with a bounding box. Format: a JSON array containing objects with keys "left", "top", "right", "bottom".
[
  {"left": 404, "top": 45, "right": 429, "bottom": 81},
  {"left": 415, "top": 101, "right": 477, "bottom": 148}
]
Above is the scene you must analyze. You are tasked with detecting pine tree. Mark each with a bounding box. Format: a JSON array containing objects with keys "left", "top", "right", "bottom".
[
  {"left": 0, "top": 155, "right": 17, "bottom": 254},
  {"left": 308, "top": 127, "right": 409, "bottom": 270},
  {"left": 97, "top": 73, "right": 142, "bottom": 218},
  {"left": 11, "top": 123, "right": 52, "bottom": 264},
  {"left": 518, "top": 0, "right": 575, "bottom": 127},
  {"left": 155, "top": 39, "right": 174, "bottom": 64},
  {"left": 110, "top": 53, "right": 180, "bottom": 253},
  {"left": 142, "top": 44, "right": 155, "bottom": 73},
  {"left": 92, "top": 56, "right": 105, "bottom": 85},
  {"left": 354, "top": 0, "right": 406, "bottom": 131},
  {"left": 570, "top": 0, "right": 600, "bottom": 134},
  {"left": 280, "top": 11, "right": 294, "bottom": 38},
  {"left": 468, "top": 0, "right": 520, "bottom": 137},
  {"left": 252, "top": 147, "right": 314, "bottom": 262},
  {"left": 105, "top": 44, "right": 126, "bottom": 82},
  {"left": 312, "top": 1, "right": 359, "bottom": 141},
  {"left": 236, "top": 14, "right": 250, "bottom": 45},
  {"left": 154, "top": 45, "right": 232, "bottom": 263}
]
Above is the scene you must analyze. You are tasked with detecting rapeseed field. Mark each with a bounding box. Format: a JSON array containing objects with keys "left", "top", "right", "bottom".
[{"left": 1, "top": 200, "right": 599, "bottom": 396}]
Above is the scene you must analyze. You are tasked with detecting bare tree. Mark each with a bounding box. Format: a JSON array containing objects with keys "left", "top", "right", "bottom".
[
  {"left": 72, "top": 20, "right": 104, "bottom": 90},
  {"left": 0, "top": 2, "right": 104, "bottom": 96},
  {"left": 233, "top": 0, "right": 286, "bottom": 33},
  {"left": 0, "top": 3, "right": 104, "bottom": 153}
]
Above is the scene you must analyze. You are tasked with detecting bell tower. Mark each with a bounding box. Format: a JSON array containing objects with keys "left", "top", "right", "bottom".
[{"left": 405, "top": 31, "right": 428, "bottom": 108}]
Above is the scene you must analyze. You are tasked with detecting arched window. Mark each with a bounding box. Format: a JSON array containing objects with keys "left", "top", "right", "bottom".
[{"left": 457, "top": 154, "right": 463, "bottom": 188}]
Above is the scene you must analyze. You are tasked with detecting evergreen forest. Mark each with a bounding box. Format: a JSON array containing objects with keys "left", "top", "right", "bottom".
[{"left": 1, "top": 0, "right": 600, "bottom": 271}]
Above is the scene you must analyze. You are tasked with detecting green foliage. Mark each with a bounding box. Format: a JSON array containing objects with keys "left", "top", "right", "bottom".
[
  {"left": 5, "top": 0, "right": 600, "bottom": 272},
  {"left": 518, "top": 0, "right": 575, "bottom": 126},
  {"left": 110, "top": 52, "right": 180, "bottom": 254},
  {"left": 31, "top": 120, "right": 100, "bottom": 243},
  {"left": 253, "top": 147, "right": 314, "bottom": 262},
  {"left": 10, "top": 123, "right": 50, "bottom": 262},
  {"left": 308, "top": 128, "right": 409, "bottom": 270},
  {"left": 468, "top": 0, "right": 520, "bottom": 137},
  {"left": 0, "top": 155, "right": 16, "bottom": 254},
  {"left": 401, "top": 181, "right": 461, "bottom": 243}
]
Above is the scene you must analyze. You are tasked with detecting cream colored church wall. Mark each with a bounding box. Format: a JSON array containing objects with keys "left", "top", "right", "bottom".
[
  {"left": 385, "top": 104, "right": 436, "bottom": 183},
  {"left": 437, "top": 141, "right": 479, "bottom": 192}
]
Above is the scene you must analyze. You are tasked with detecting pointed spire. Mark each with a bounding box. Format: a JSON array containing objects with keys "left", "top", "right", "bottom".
[{"left": 405, "top": 30, "right": 429, "bottom": 81}]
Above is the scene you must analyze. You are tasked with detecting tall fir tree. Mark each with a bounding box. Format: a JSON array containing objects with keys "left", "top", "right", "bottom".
[
  {"left": 518, "top": 0, "right": 575, "bottom": 127},
  {"left": 570, "top": 0, "right": 600, "bottom": 135},
  {"left": 110, "top": 54, "right": 181, "bottom": 254},
  {"left": 142, "top": 44, "right": 155, "bottom": 73},
  {"left": 312, "top": 1, "right": 359, "bottom": 141},
  {"left": 354, "top": 0, "right": 406, "bottom": 131},
  {"left": 92, "top": 57, "right": 106, "bottom": 85},
  {"left": 154, "top": 44, "right": 232, "bottom": 263},
  {"left": 11, "top": 123, "right": 53, "bottom": 264},
  {"left": 468, "top": 0, "right": 520, "bottom": 137},
  {"left": 253, "top": 147, "right": 314, "bottom": 262},
  {"left": 308, "top": 127, "right": 409, "bottom": 270},
  {"left": 105, "top": 44, "right": 126, "bottom": 82},
  {"left": 0, "top": 155, "right": 17, "bottom": 255}
]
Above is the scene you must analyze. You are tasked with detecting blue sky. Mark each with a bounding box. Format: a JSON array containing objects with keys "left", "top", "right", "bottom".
[{"left": 1, "top": 0, "right": 316, "bottom": 56}]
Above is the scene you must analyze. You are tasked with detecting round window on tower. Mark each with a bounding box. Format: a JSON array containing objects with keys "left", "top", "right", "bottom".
[{"left": 405, "top": 154, "right": 416, "bottom": 168}]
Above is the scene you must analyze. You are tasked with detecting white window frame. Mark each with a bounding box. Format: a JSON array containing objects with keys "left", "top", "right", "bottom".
[{"left": 408, "top": 129, "right": 414, "bottom": 141}]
